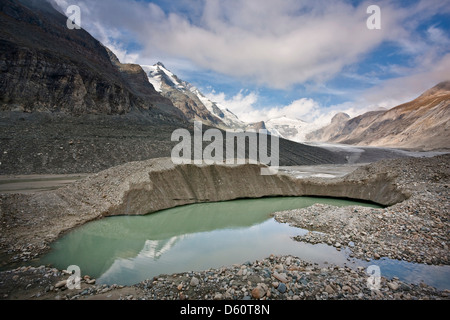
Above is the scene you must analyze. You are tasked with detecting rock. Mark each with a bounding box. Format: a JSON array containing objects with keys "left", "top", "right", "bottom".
[
  {"left": 55, "top": 280, "right": 67, "bottom": 288},
  {"left": 285, "top": 257, "right": 292, "bottom": 265},
  {"left": 388, "top": 282, "right": 399, "bottom": 291},
  {"left": 214, "top": 293, "right": 223, "bottom": 300},
  {"left": 277, "top": 283, "right": 287, "bottom": 294},
  {"left": 177, "top": 283, "right": 183, "bottom": 291},
  {"left": 273, "top": 272, "right": 288, "bottom": 283},
  {"left": 325, "top": 285, "right": 335, "bottom": 294},
  {"left": 251, "top": 286, "right": 265, "bottom": 299},
  {"left": 274, "top": 264, "right": 284, "bottom": 271},
  {"left": 190, "top": 277, "right": 199, "bottom": 287},
  {"left": 374, "top": 253, "right": 381, "bottom": 259},
  {"left": 342, "top": 285, "right": 352, "bottom": 293}
]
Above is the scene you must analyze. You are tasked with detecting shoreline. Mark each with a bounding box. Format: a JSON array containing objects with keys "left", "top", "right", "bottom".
[
  {"left": 0, "top": 154, "right": 449, "bottom": 300},
  {"left": 1, "top": 254, "right": 448, "bottom": 300}
]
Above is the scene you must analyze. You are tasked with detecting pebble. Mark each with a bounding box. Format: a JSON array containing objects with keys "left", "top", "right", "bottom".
[
  {"left": 388, "top": 282, "right": 399, "bottom": 291},
  {"left": 277, "top": 283, "right": 287, "bottom": 294},
  {"left": 55, "top": 280, "right": 67, "bottom": 289},
  {"left": 251, "top": 286, "right": 265, "bottom": 299},
  {"left": 325, "top": 285, "right": 335, "bottom": 294},
  {"left": 273, "top": 272, "right": 288, "bottom": 283},
  {"left": 190, "top": 277, "right": 199, "bottom": 287}
]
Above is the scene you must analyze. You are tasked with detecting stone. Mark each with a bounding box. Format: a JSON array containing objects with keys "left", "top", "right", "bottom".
[
  {"left": 55, "top": 280, "right": 67, "bottom": 288},
  {"left": 342, "top": 285, "right": 352, "bottom": 292},
  {"left": 285, "top": 257, "right": 292, "bottom": 265},
  {"left": 214, "top": 293, "right": 223, "bottom": 300},
  {"left": 177, "top": 283, "right": 183, "bottom": 291},
  {"left": 325, "top": 285, "right": 335, "bottom": 294},
  {"left": 273, "top": 272, "right": 288, "bottom": 283},
  {"left": 274, "top": 264, "right": 284, "bottom": 271},
  {"left": 190, "top": 277, "right": 199, "bottom": 287},
  {"left": 277, "top": 283, "right": 287, "bottom": 294},
  {"left": 251, "top": 286, "right": 265, "bottom": 299},
  {"left": 388, "top": 282, "right": 399, "bottom": 291}
]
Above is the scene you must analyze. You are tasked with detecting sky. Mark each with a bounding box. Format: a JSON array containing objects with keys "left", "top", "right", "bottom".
[{"left": 54, "top": 0, "right": 450, "bottom": 125}]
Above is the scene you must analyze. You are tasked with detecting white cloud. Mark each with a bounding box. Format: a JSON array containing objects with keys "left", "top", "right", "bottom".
[
  {"left": 54, "top": 0, "right": 415, "bottom": 88},
  {"left": 52, "top": 0, "right": 450, "bottom": 126},
  {"left": 54, "top": 0, "right": 450, "bottom": 88},
  {"left": 206, "top": 90, "right": 327, "bottom": 124}
]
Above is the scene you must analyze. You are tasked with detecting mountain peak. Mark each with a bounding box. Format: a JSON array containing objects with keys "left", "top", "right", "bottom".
[
  {"left": 331, "top": 112, "right": 350, "bottom": 124},
  {"left": 155, "top": 61, "right": 166, "bottom": 69},
  {"left": 419, "top": 80, "right": 450, "bottom": 98}
]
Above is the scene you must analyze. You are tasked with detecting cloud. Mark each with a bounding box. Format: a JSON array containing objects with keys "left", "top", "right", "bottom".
[
  {"left": 52, "top": 0, "right": 450, "bottom": 126},
  {"left": 206, "top": 89, "right": 326, "bottom": 124},
  {"left": 53, "top": 0, "right": 424, "bottom": 89},
  {"left": 55, "top": 0, "right": 450, "bottom": 87}
]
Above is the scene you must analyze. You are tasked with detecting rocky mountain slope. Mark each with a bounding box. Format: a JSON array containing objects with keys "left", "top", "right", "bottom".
[
  {"left": 306, "top": 112, "right": 351, "bottom": 142},
  {"left": 307, "top": 82, "right": 450, "bottom": 150},
  {"left": 0, "top": 0, "right": 415, "bottom": 175},
  {"left": 141, "top": 62, "right": 224, "bottom": 127},
  {"left": 142, "top": 62, "right": 246, "bottom": 129},
  {"left": 0, "top": 0, "right": 184, "bottom": 120}
]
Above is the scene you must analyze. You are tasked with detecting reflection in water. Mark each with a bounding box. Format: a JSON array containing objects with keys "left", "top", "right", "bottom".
[
  {"left": 36, "top": 197, "right": 450, "bottom": 289},
  {"left": 140, "top": 237, "right": 185, "bottom": 260}
]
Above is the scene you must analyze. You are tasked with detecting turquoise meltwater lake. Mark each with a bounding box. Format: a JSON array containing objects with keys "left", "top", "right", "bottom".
[{"left": 35, "top": 196, "right": 450, "bottom": 289}]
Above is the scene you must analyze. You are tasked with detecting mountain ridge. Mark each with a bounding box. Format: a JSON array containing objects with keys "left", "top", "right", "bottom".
[
  {"left": 142, "top": 62, "right": 247, "bottom": 129},
  {"left": 307, "top": 81, "right": 450, "bottom": 150},
  {"left": 0, "top": 0, "right": 185, "bottom": 120}
]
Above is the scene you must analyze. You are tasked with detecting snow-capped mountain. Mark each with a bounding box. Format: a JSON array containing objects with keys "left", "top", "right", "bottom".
[
  {"left": 141, "top": 62, "right": 325, "bottom": 139},
  {"left": 265, "top": 116, "right": 321, "bottom": 142},
  {"left": 191, "top": 87, "right": 246, "bottom": 129},
  {"left": 142, "top": 62, "right": 188, "bottom": 92},
  {"left": 141, "top": 62, "right": 245, "bottom": 129}
]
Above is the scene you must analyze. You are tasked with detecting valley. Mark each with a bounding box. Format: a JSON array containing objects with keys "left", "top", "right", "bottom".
[{"left": 0, "top": 0, "right": 448, "bottom": 303}]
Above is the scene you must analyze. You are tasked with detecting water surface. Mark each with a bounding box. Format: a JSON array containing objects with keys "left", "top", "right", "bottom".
[{"left": 37, "top": 197, "right": 450, "bottom": 289}]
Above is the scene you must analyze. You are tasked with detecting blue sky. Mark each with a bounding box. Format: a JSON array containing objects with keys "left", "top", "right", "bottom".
[{"left": 54, "top": 0, "right": 450, "bottom": 124}]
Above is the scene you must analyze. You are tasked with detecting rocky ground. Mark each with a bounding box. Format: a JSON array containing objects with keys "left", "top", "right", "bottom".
[
  {"left": 0, "top": 154, "right": 448, "bottom": 300},
  {"left": 0, "top": 111, "right": 356, "bottom": 175},
  {"left": 275, "top": 155, "right": 449, "bottom": 265},
  {"left": 1, "top": 255, "right": 448, "bottom": 301}
]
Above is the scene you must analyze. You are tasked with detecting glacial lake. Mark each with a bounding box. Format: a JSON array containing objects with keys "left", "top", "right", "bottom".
[{"left": 36, "top": 197, "right": 450, "bottom": 290}]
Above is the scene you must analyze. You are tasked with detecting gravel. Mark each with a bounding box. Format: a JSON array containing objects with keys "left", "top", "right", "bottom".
[
  {"left": 275, "top": 155, "right": 449, "bottom": 265},
  {"left": 1, "top": 255, "right": 448, "bottom": 300},
  {"left": 0, "top": 154, "right": 448, "bottom": 300}
]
